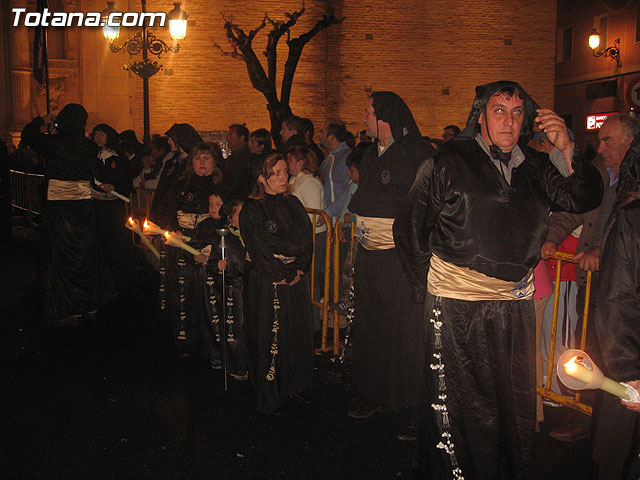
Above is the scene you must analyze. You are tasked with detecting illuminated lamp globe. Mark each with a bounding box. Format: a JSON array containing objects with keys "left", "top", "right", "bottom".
[
  {"left": 101, "top": 1, "right": 120, "bottom": 40},
  {"left": 168, "top": 2, "right": 188, "bottom": 40},
  {"left": 589, "top": 29, "right": 601, "bottom": 50}
]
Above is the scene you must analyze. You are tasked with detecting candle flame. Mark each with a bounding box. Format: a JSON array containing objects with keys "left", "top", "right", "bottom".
[
  {"left": 128, "top": 217, "right": 134, "bottom": 224},
  {"left": 144, "top": 219, "right": 149, "bottom": 229},
  {"left": 164, "top": 231, "right": 170, "bottom": 239},
  {"left": 565, "top": 355, "right": 579, "bottom": 374}
]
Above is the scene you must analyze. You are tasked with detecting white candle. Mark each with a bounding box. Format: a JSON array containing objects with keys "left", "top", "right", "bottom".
[
  {"left": 163, "top": 231, "right": 201, "bottom": 257},
  {"left": 564, "top": 356, "right": 630, "bottom": 401},
  {"left": 125, "top": 217, "right": 160, "bottom": 260}
]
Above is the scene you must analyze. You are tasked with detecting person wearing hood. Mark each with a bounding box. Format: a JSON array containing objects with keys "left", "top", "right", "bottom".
[
  {"left": 150, "top": 123, "right": 203, "bottom": 222},
  {"left": 21, "top": 103, "right": 102, "bottom": 324},
  {"left": 346, "top": 92, "right": 434, "bottom": 423},
  {"left": 590, "top": 133, "right": 640, "bottom": 480},
  {"left": 394, "top": 81, "right": 603, "bottom": 479}
]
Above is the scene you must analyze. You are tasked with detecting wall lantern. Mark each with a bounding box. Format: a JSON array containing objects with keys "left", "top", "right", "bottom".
[{"left": 588, "top": 29, "right": 621, "bottom": 68}]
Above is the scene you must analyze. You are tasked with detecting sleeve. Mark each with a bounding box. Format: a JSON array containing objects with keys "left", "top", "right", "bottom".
[
  {"left": 596, "top": 210, "right": 640, "bottom": 381},
  {"left": 21, "top": 117, "right": 56, "bottom": 157},
  {"left": 290, "top": 196, "right": 314, "bottom": 274},
  {"left": 545, "top": 211, "right": 584, "bottom": 246},
  {"left": 544, "top": 151, "right": 604, "bottom": 215},
  {"left": 153, "top": 181, "right": 179, "bottom": 230},
  {"left": 393, "top": 156, "right": 438, "bottom": 303},
  {"left": 239, "top": 202, "right": 299, "bottom": 283},
  {"left": 324, "top": 157, "right": 351, "bottom": 219}
]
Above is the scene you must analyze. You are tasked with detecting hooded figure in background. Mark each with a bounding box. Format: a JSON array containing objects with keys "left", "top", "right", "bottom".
[
  {"left": 151, "top": 123, "right": 203, "bottom": 222},
  {"left": 345, "top": 92, "right": 433, "bottom": 423},
  {"left": 21, "top": 104, "right": 104, "bottom": 324},
  {"left": 592, "top": 133, "right": 640, "bottom": 480},
  {"left": 393, "top": 81, "right": 603, "bottom": 480}
]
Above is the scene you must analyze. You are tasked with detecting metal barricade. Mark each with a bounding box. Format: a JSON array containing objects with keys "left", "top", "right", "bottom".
[
  {"left": 305, "top": 208, "right": 332, "bottom": 354},
  {"left": 537, "top": 251, "right": 593, "bottom": 416},
  {"left": 9, "top": 169, "right": 45, "bottom": 214}
]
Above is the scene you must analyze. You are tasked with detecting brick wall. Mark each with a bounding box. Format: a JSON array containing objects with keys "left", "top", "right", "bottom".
[{"left": 6, "top": 0, "right": 557, "bottom": 142}]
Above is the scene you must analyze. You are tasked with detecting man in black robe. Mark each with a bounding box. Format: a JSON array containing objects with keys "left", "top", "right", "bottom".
[
  {"left": 591, "top": 134, "right": 640, "bottom": 480},
  {"left": 394, "top": 81, "right": 603, "bottom": 479},
  {"left": 22, "top": 103, "right": 101, "bottom": 324},
  {"left": 347, "top": 92, "right": 433, "bottom": 420}
]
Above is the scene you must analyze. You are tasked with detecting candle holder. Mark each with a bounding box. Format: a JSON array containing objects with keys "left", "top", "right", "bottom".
[
  {"left": 126, "top": 217, "right": 160, "bottom": 259},
  {"left": 557, "top": 349, "right": 640, "bottom": 402}
]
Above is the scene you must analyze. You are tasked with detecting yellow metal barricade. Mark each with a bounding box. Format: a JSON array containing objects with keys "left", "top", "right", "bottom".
[
  {"left": 305, "top": 208, "right": 332, "bottom": 354},
  {"left": 9, "top": 169, "right": 45, "bottom": 214},
  {"left": 537, "top": 251, "right": 593, "bottom": 416}
]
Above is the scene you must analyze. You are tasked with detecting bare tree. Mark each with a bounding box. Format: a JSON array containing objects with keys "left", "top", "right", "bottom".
[{"left": 215, "top": 1, "right": 344, "bottom": 149}]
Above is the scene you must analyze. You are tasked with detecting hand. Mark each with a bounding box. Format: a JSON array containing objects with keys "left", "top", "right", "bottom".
[
  {"left": 574, "top": 247, "right": 600, "bottom": 272},
  {"left": 218, "top": 258, "right": 227, "bottom": 271},
  {"left": 100, "top": 183, "right": 115, "bottom": 192},
  {"left": 288, "top": 269, "right": 304, "bottom": 286},
  {"left": 623, "top": 380, "right": 640, "bottom": 412},
  {"left": 535, "top": 109, "right": 573, "bottom": 154},
  {"left": 540, "top": 241, "right": 557, "bottom": 260},
  {"left": 194, "top": 253, "right": 207, "bottom": 264}
]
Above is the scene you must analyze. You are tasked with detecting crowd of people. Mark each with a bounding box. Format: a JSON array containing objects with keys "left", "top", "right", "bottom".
[{"left": 7, "top": 78, "right": 640, "bottom": 478}]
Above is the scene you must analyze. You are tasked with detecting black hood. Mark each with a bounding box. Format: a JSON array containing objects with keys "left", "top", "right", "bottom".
[
  {"left": 616, "top": 133, "right": 640, "bottom": 207},
  {"left": 165, "top": 123, "right": 202, "bottom": 155},
  {"left": 371, "top": 91, "right": 421, "bottom": 142},
  {"left": 92, "top": 123, "right": 120, "bottom": 150},
  {"left": 55, "top": 103, "right": 88, "bottom": 138},
  {"left": 460, "top": 80, "right": 539, "bottom": 146}
]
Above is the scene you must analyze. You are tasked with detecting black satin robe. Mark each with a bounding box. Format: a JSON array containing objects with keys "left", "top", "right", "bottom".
[
  {"left": 239, "top": 193, "right": 313, "bottom": 413},
  {"left": 395, "top": 138, "right": 604, "bottom": 480},
  {"left": 158, "top": 174, "right": 220, "bottom": 360},
  {"left": 592, "top": 198, "right": 640, "bottom": 480},
  {"left": 21, "top": 116, "right": 102, "bottom": 320}
]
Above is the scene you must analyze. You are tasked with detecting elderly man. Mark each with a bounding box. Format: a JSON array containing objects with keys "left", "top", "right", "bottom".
[
  {"left": 347, "top": 92, "right": 433, "bottom": 421},
  {"left": 394, "top": 81, "right": 603, "bottom": 479},
  {"left": 592, "top": 133, "right": 640, "bottom": 480},
  {"left": 541, "top": 113, "right": 638, "bottom": 442}
]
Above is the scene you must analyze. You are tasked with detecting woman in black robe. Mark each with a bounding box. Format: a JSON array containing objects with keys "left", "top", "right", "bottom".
[
  {"left": 155, "top": 142, "right": 224, "bottom": 361},
  {"left": 91, "top": 123, "right": 135, "bottom": 294},
  {"left": 239, "top": 153, "right": 314, "bottom": 414}
]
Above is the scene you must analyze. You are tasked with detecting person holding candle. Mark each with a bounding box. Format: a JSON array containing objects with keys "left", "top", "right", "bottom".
[
  {"left": 591, "top": 133, "right": 640, "bottom": 480},
  {"left": 156, "top": 142, "right": 225, "bottom": 360},
  {"left": 91, "top": 123, "right": 136, "bottom": 295},
  {"left": 394, "top": 81, "right": 604, "bottom": 479},
  {"left": 239, "top": 153, "right": 314, "bottom": 414}
]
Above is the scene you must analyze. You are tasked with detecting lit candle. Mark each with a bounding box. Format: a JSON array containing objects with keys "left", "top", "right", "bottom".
[
  {"left": 564, "top": 355, "right": 630, "bottom": 401},
  {"left": 125, "top": 217, "right": 160, "bottom": 260},
  {"left": 163, "top": 231, "right": 201, "bottom": 257},
  {"left": 144, "top": 218, "right": 190, "bottom": 241}
]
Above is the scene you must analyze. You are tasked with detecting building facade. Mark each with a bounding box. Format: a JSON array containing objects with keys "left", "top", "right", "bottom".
[
  {"left": 555, "top": 0, "right": 640, "bottom": 151},
  {"left": 1, "top": 0, "right": 557, "bottom": 145}
]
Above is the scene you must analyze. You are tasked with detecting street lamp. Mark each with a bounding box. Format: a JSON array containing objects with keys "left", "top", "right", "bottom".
[
  {"left": 588, "top": 29, "right": 621, "bottom": 68},
  {"left": 102, "top": 1, "right": 189, "bottom": 145}
]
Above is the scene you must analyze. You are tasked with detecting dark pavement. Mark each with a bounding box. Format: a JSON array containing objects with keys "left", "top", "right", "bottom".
[{"left": 1, "top": 224, "right": 594, "bottom": 479}]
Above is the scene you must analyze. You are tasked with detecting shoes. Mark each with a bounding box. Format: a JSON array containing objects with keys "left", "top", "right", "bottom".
[
  {"left": 288, "top": 392, "right": 310, "bottom": 404},
  {"left": 348, "top": 399, "right": 383, "bottom": 419},
  {"left": 396, "top": 422, "right": 418, "bottom": 441},
  {"left": 549, "top": 424, "right": 589, "bottom": 442}
]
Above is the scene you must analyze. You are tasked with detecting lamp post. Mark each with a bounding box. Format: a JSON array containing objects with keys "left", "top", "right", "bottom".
[
  {"left": 588, "top": 29, "right": 621, "bottom": 68},
  {"left": 101, "top": 1, "right": 188, "bottom": 145}
]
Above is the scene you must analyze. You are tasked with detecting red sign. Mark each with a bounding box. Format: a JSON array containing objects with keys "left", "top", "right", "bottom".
[
  {"left": 626, "top": 77, "right": 640, "bottom": 109},
  {"left": 586, "top": 112, "right": 617, "bottom": 131}
]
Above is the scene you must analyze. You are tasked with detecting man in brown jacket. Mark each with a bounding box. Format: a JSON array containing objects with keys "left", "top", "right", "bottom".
[{"left": 541, "top": 113, "right": 638, "bottom": 441}]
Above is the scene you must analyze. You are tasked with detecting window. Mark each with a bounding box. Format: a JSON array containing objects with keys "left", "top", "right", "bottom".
[
  {"left": 586, "top": 80, "right": 617, "bottom": 100},
  {"left": 594, "top": 14, "right": 608, "bottom": 53},
  {"left": 557, "top": 26, "right": 573, "bottom": 63}
]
